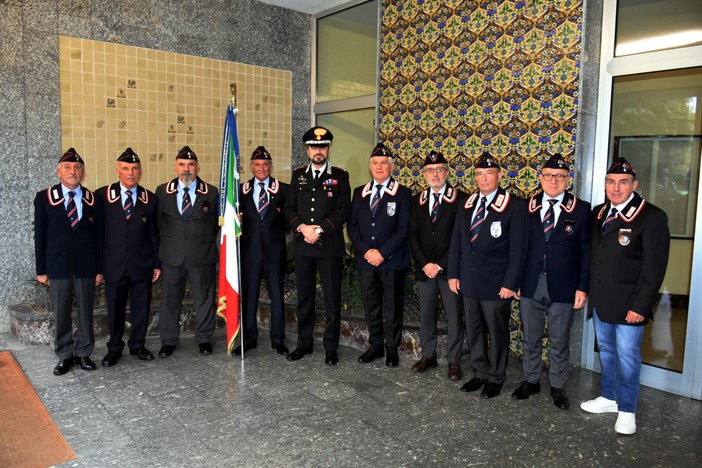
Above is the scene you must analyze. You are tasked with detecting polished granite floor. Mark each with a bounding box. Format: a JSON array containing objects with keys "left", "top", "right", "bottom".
[{"left": 1, "top": 330, "right": 700, "bottom": 468}]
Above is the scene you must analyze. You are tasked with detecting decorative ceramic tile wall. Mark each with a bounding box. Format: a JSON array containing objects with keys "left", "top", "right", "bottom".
[{"left": 59, "top": 36, "right": 292, "bottom": 192}]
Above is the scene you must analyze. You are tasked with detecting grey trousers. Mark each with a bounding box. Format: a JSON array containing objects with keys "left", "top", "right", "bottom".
[
  {"left": 417, "top": 277, "right": 464, "bottom": 362},
  {"left": 50, "top": 276, "right": 95, "bottom": 359}
]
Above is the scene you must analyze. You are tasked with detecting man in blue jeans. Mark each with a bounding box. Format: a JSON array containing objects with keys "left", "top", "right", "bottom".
[{"left": 581, "top": 157, "right": 670, "bottom": 435}]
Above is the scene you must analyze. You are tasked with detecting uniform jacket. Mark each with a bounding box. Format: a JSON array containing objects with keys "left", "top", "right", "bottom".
[
  {"left": 589, "top": 192, "right": 670, "bottom": 324},
  {"left": 155, "top": 177, "right": 219, "bottom": 267},
  {"left": 348, "top": 178, "right": 411, "bottom": 271},
  {"left": 284, "top": 164, "right": 350, "bottom": 257},
  {"left": 240, "top": 177, "right": 289, "bottom": 265},
  {"left": 97, "top": 183, "right": 160, "bottom": 283},
  {"left": 448, "top": 187, "right": 528, "bottom": 299},
  {"left": 520, "top": 191, "right": 592, "bottom": 302},
  {"left": 34, "top": 184, "right": 103, "bottom": 279},
  {"left": 408, "top": 184, "right": 467, "bottom": 281}
]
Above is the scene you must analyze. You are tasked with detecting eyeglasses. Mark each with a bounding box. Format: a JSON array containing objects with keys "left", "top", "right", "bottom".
[
  {"left": 423, "top": 167, "right": 447, "bottom": 175},
  {"left": 541, "top": 173, "right": 568, "bottom": 181}
]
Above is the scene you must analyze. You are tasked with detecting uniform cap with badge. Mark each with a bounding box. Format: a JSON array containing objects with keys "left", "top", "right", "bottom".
[
  {"left": 117, "top": 147, "right": 140, "bottom": 163},
  {"left": 59, "top": 147, "right": 83, "bottom": 164},
  {"left": 607, "top": 156, "right": 636, "bottom": 176},
  {"left": 251, "top": 145, "right": 272, "bottom": 161},
  {"left": 475, "top": 152, "right": 499, "bottom": 168},
  {"left": 423, "top": 150, "right": 448, "bottom": 167},
  {"left": 176, "top": 145, "right": 198, "bottom": 161},
  {"left": 370, "top": 142, "right": 393, "bottom": 158},
  {"left": 542, "top": 153, "right": 569, "bottom": 170},
  {"left": 303, "top": 126, "right": 333, "bottom": 147}
]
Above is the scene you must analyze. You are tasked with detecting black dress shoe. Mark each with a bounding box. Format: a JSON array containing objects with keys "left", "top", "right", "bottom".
[
  {"left": 481, "top": 382, "right": 502, "bottom": 399},
  {"left": 53, "top": 358, "right": 74, "bottom": 376},
  {"left": 287, "top": 347, "right": 313, "bottom": 361},
  {"left": 511, "top": 381, "right": 541, "bottom": 400},
  {"left": 77, "top": 356, "right": 97, "bottom": 371},
  {"left": 198, "top": 343, "right": 213, "bottom": 356},
  {"left": 551, "top": 387, "right": 570, "bottom": 410},
  {"left": 159, "top": 345, "right": 175, "bottom": 358},
  {"left": 325, "top": 350, "right": 338, "bottom": 365},
  {"left": 272, "top": 342, "right": 289, "bottom": 355},
  {"left": 460, "top": 377, "right": 485, "bottom": 392},
  {"left": 101, "top": 351, "right": 122, "bottom": 367},
  {"left": 357, "top": 347, "right": 384, "bottom": 363},
  {"left": 233, "top": 343, "right": 257, "bottom": 356},
  {"left": 385, "top": 352, "right": 399, "bottom": 368},
  {"left": 130, "top": 347, "right": 154, "bottom": 361}
]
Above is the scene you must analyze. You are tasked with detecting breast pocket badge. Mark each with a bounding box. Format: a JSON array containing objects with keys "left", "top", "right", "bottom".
[
  {"left": 387, "top": 202, "right": 396, "bottom": 217},
  {"left": 618, "top": 228, "right": 631, "bottom": 246},
  {"left": 490, "top": 221, "right": 501, "bottom": 238},
  {"left": 564, "top": 219, "right": 575, "bottom": 235}
]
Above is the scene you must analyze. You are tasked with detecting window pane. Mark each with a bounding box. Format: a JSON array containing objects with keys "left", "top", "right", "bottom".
[
  {"left": 616, "top": 0, "right": 702, "bottom": 56},
  {"left": 317, "top": 1, "right": 378, "bottom": 102}
]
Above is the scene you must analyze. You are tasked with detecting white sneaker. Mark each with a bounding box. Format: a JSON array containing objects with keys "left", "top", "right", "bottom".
[
  {"left": 580, "top": 396, "right": 618, "bottom": 414},
  {"left": 615, "top": 411, "right": 636, "bottom": 435}
]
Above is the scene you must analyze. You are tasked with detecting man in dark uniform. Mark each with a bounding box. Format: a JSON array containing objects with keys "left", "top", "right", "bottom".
[
  {"left": 408, "top": 150, "right": 466, "bottom": 380},
  {"left": 235, "top": 146, "right": 290, "bottom": 356},
  {"left": 98, "top": 148, "right": 160, "bottom": 367},
  {"left": 284, "top": 126, "right": 351, "bottom": 365},
  {"left": 581, "top": 157, "right": 670, "bottom": 435},
  {"left": 34, "top": 148, "right": 103, "bottom": 375},
  {"left": 512, "top": 154, "right": 592, "bottom": 409},
  {"left": 348, "top": 143, "right": 411, "bottom": 368},
  {"left": 448, "top": 153, "right": 528, "bottom": 398},
  {"left": 156, "top": 146, "right": 220, "bottom": 358}
]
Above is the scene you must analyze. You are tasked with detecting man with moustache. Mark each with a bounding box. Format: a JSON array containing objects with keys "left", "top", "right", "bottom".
[
  {"left": 408, "top": 150, "right": 466, "bottom": 379},
  {"left": 581, "top": 157, "right": 669, "bottom": 435},
  {"left": 98, "top": 148, "right": 160, "bottom": 367},
  {"left": 34, "top": 148, "right": 103, "bottom": 375},
  {"left": 156, "top": 146, "right": 219, "bottom": 358},
  {"left": 448, "top": 153, "right": 528, "bottom": 398},
  {"left": 512, "top": 154, "right": 592, "bottom": 409},
  {"left": 284, "top": 126, "right": 351, "bottom": 365},
  {"left": 348, "top": 143, "right": 411, "bottom": 368},
  {"left": 235, "top": 146, "right": 290, "bottom": 356}
]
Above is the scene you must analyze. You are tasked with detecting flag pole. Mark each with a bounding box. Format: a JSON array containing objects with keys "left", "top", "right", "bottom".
[{"left": 231, "top": 84, "right": 245, "bottom": 361}]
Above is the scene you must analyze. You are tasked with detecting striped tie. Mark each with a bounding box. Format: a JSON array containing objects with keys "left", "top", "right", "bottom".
[
  {"left": 124, "top": 190, "right": 134, "bottom": 220},
  {"left": 181, "top": 187, "right": 193, "bottom": 219},
  {"left": 370, "top": 184, "right": 382, "bottom": 217},
  {"left": 66, "top": 191, "right": 78, "bottom": 230},
  {"left": 543, "top": 199, "right": 557, "bottom": 240},
  {"left": 430, "top": 193, "right": 440, "bottom": 223},
  {"left": 601, "top": 207, "right": 618, "bottom": 234},
  {"left": 258, "top": 182, "right": 269, "bottom": 218},
  {"left": 470, "top": 196, "right": 487, "bottom": 244}
]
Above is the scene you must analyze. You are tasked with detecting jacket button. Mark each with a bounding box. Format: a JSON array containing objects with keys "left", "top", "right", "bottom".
[
  {"left": 310, "top": 218, "right": 315, "bottom": 222},
  {"left": 311, "top": 208, "right": 315, "bottom": 212}
]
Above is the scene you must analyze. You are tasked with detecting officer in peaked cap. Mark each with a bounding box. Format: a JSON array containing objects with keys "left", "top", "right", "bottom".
[
  {"left": 581, "top": 156, "right": 670, "bottom": 435},
  {"left": 512, "top": 153, "right": 592, "bottom": 409},
  {"left": 284, "top": 126, "right": 350, "bottom": 365},
  {"left": 97, "top": 148, "right": 160, "bottom": 367},
  {"left": 408, "top": 150, "right": 467, "bottom": 379},
  {"left": 34, "top": 148, "right": 103, "bottom": 375},
  {"left": 236, "top": 145, "right": 290, "bottom": 357},
  {"left": 448, "top": 152, "right": 528, "bottom": 399}
]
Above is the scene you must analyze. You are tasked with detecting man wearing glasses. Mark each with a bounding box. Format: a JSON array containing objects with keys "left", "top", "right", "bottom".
[
  {"left": 512, "top": 154, "right": 592, "bottom": 410},
  {"left": 408, "top": 150, "right": 466, "bottom": 380}
]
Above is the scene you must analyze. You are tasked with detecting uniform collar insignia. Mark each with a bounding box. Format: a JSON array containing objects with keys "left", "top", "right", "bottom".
[{"left": 47, "top": 184, "right": 94, "bottom": 206}]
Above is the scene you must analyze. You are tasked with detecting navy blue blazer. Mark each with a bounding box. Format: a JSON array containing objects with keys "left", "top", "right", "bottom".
[
  {"left": 240, "top": 177, "right": 289, "bottom": 265},
  {"left": 348, "top": 178, "right": 411, "bottom": 271},
  {"left": 448, "top": 187, "right": 528, "bottom": 299},
  {"left": 97, "top": 183, "right": 160, "bottom": 283},
  {"left": 589, "top": 193, "right": 670, "bottom": 324},
  {"left": 520, "top": 191, "right": 592, "bottom": 303},
  {"left": 34, "top": 184, "right": 103, "bottom": 279},
  {"left": 408, "top": 185, "right": 467, "bottom": 281}
]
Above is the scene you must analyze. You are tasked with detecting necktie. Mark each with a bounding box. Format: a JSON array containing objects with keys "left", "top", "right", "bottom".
[
  {"left": 181, "top": 187, "right": 193, "bottom": 219},
  {"left": 601, "top": 207, "right": 618, "bottom": 234},
  {"left": 431, "top": 193, "right": 440, "bottom": 223},
  {"left": 66, "top": 191, "right": 78, "bottom": 230},
  {"left": 543, "top": 199, "right": 557, "bottom": 240},
  {"left": 258, "top": 182, "right": 269, "bottom": 218},
  {"left": 314, "top": 169, "right": 321, "bottom": 181},
  {"left": 124, "top": 189, "right": 134, "bottom": 220},
  {"left": 470, "top": 196, "right": 487, "bottom": 244},
  {"left": 370, "top": 184, "right": 383, "bottom": 217}
]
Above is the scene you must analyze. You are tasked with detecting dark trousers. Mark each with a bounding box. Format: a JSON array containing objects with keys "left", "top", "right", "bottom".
[
  {"left": 241, "top": 261, "right": 286, "bottom": 346},
  {"left": 521, "top": 273, "right": 575, "bottom": 388},
  {"left": 50, "top": 276, "right": 95, "bottom": 359},
  {"left": 294, "top": 255, "right": 342, "bottom": 351},
  {"left": 463, "top": 297, "right": 511, "bottom": 385},
  {"left": 159, "top": 262, "right": 216, "bottom": 346},
  {"left": 417, "top": 277, "right": 464, "bottom": 362},
  {"left": 359, "top": 269, "right": 406, "bottom": 352},
  {"left": 105, "top": 272, "right": 152, "bottom": 353}
]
